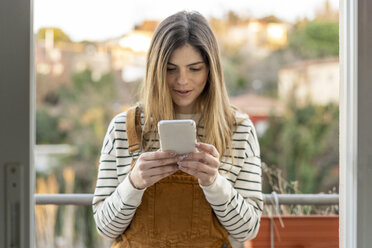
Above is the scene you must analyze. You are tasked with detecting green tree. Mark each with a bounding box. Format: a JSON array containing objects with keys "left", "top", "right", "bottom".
[
  {"left": 57, "top": 69, "right": 116, "bottom": 163},
  {"left": 288, "top": 21, "right": 339, "bottom": 59},
  {"left": 60, "top": 69, "right": 116, "bottom": 247},
  {"left": 222, "top": 54, "right": 251, "bottom": 96},
  {"left": 36, "top": 27, "right": 71, "bottom": 43},
  {"left": 260, "top": 101, "right": 339, "bottom": 193},
  {"left": 36, "top": 68, "right": 117, "bottom": 247},
  {"left": 36, "top": 107, "right": 67, "bottom": 144}
]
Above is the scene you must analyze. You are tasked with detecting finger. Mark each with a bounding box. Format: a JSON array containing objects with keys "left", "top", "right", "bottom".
[
  {"left": 183, "top": 152, "right": 219, "bottom": 168},
  {"left": 178, "top": 164, "right": 210, "bottom": 182},
  {"left": 177, "top": 160, "right": 215, "bottom": 175},
  {"left": 143, "top": 164, "right": 178, "bottom": 177},
  {"left": 140, "top": 151, "right": 176, "bottom": 161},
  {"left": 133, "top": 165, "right": 177, "bottom": 188},
  {"left": 140, "top": 157, "right": 179, "bottom": 169},
  {"left": 148, "top": 169, "right": 178, "bottom": 185},
  {"left": 195, "top": 142, "right": 219, "bottom": 158}
]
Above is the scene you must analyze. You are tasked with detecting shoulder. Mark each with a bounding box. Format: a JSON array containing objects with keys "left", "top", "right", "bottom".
[
  {"left": 234, "top": 111, "right": 254, "bottom": 131},
  {"left": 107, "top": 112, "right": 128, "bottom": 131},
  {"left": 232, "top": 111, "right": 261, "bottom": 156},
  {"left": 112, "top": 111, "right": 128, "bottom": 123},
  {"left": 109, "top": 106, "right": 146, "bottom": 133},
  {"left": 110, "top": 105, "right": 144, "bottom": 126},
  {"left": 230, "top": 105, "right": 254, "bottom": 127}
]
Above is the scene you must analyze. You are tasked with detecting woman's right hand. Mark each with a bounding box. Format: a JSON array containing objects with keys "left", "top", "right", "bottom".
[{"left": 129, "top": 151, "right": 179, "bottom": 190}]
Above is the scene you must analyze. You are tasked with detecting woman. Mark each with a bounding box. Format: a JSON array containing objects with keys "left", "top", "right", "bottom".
[{"left": 93, "top": 11, "right": 263, "bottom": 248}]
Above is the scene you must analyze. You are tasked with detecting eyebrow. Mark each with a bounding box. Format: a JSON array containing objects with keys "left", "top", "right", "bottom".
[{"left": 167, "top": 61, "right": 205, "bottom": 67}]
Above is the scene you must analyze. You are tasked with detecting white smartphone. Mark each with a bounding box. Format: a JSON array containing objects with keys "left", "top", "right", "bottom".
[{"left": 158, "top": 119, "right": 197, "bottom": 155}]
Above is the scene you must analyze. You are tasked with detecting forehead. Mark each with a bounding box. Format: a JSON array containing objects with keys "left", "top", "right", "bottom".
[{"left": 168, "top": 43, "right": 204, "bottom": 66}]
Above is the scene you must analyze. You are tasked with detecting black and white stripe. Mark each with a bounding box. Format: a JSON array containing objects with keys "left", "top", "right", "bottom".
[{"left": 93, "top": 111, "right": 263, "bottom": 242}]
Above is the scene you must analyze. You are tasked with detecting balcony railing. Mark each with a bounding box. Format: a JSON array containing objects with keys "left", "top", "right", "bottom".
[
  {"left": 34, "top": 193, "right": 339, "bottom": 248},
  {"left": 34, "top": 193, "right": 339, "bottom": 205}
]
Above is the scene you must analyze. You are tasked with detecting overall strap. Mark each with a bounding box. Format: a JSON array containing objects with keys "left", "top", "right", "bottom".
[
  {"left": 126, "top": 105, "right": 142, "bottom": 154},
  {"left": 114, "top": 105, "right": 143, "bottom": 244}
]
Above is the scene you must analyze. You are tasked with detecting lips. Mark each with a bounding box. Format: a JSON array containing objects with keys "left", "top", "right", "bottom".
[{"left": 174, "top": 89, "right": 192, "bottom": 96}]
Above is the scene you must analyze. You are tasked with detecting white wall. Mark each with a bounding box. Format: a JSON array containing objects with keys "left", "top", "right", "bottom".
[{"left": 278, "top": 59, "right": 339, "bottom": 105}]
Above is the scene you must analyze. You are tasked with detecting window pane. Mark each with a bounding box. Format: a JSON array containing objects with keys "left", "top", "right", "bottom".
[{"left": 34, "top": 1, "right": 339, "bottom": 247}]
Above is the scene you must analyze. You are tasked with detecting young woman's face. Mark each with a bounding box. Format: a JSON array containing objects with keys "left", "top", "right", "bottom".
[{"left": 166, "top": 43, "right": 209, "bottom": 114}]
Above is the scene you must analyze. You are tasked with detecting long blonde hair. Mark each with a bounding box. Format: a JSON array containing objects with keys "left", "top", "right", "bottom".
[{"left": 140, "top": 11, "right": 236, "bottom": 158}]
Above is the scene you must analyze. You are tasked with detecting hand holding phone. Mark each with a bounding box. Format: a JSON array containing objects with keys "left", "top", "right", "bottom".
[{"left": 158, "top": 120, "right": 197, "bottom": 155}]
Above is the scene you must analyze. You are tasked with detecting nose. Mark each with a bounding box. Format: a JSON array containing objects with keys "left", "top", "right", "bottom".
[{"left": 177, "top": 69, "right": 188, "bottom": 85}]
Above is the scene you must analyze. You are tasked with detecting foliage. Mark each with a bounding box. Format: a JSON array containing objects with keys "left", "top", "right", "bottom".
[
  {"left": 259, "top": 100, "right": 339, "bottom": 194},
  {"left": 36, "top": 27, "right": 72, "bottom": 43},
  {"left": 56, "top": 69, "right": 116, "bottom": 166},
  {"left": 287, "top": 21, "right": 339, "bottom": 59},
  {"left": 222, "top": 54, "right": 251, "bottom": 96},
  {"left": 262, "top": 162, "right": 338, "bottom": 215},
  {"left": 36, "top": 107, "right": 67, "bottom": 144},
  {"left": 36, "top": 69, "right": 117, "bottom": 247}
]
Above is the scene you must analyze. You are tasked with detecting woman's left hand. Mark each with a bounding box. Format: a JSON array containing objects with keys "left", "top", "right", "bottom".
[{"left": 177, "top": 142, "right": 220, "bottom": 186}]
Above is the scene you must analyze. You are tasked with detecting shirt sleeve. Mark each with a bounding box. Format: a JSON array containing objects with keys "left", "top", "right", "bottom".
[
  {"left": 200, "top": 123, "right": 263, "bottom": 242},
  {"left": 92, "top": 115, "right": 145, "bottom": 240}
]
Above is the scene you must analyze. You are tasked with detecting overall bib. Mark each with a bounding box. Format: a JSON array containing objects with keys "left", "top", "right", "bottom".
[{"left": 112, "top": 171, "right": 230, "bottom": 248}]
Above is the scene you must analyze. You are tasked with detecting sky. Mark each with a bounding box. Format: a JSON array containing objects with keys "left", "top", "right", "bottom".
[{"left": 34, "top": 0, "right": 339, "bottom": 42}]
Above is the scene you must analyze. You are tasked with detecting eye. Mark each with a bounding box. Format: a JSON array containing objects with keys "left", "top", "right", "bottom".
[
  {"left": 167, "top": 67, "right": 176, "bottom": 72},
  {"left": 190, "top": 67, "right": 202, "bottom": 72}
]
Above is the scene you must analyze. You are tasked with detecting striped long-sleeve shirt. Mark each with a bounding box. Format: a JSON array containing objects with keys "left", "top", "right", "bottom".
[{"left": 92, "top": 111, "right": 263, "bottom": 242}]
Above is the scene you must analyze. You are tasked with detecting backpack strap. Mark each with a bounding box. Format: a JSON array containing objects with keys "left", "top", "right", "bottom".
[{"left": 126, "top": 105, "right": 142, "bottom": 154}]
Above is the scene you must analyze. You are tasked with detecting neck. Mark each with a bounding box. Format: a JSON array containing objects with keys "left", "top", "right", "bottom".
[{"left": 175, "top": 105, "right": 196, "bottom": 115}]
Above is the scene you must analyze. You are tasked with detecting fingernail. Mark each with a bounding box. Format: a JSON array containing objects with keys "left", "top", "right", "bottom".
[
  {"left": 195, "top": 143, "right": 201, "bottom": 147},
  {"left": 179, "top": 154, "right": 188, "bottom": 160},
  {"left": 177, "top": 161, "right": 182, "bottom": 166},
  {"left": 170, "top": 152, "right": 176, "bottom": 157}
]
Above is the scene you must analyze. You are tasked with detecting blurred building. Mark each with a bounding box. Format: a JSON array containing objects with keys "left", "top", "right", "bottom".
[
  {"left": 278, "top": 57, "right": 339, "bottom": 105},
  {"left": 35, "top": 29, "right": 112, "bottom": 104},
  {"left": 34, "top": 144, "right": 76, "bottom": 172},
  {"left": 230, "top": 93, "right": 284, "bottom": 136},
  {"left": 106, "top": 20, "right": 158, "bottom": 105},
  {"left": 110, "top": 21, "right": 158, "bottom": 80},
  {"left": 35, "top": 23, "right": 159, "bottom": 106},
  {"left": 211, "top": 15, "right": 290, "bottom": 59}
]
